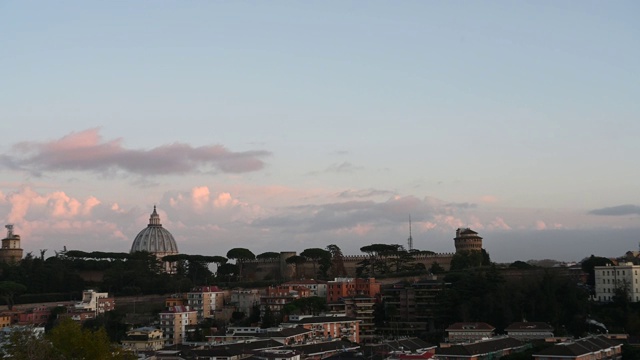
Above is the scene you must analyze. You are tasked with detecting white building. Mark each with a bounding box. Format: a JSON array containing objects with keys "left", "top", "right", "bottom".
[
  {"left": 74, "top": 290, "right": 114, "bottom": 315},
  {"left": 595, "top": 263, "right": 640, "bottom": 302}
]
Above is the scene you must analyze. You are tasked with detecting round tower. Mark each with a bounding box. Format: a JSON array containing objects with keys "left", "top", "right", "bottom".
[
  {"left": 454, "top": 228, "right": 483, "bottom": 253},
  {"left": 1, "top": 225, "right": 24, "bottom": 263}
]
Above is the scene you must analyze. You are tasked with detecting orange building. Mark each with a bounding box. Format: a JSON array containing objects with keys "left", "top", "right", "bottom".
[
  {"left": 326, "top": 277, "right": 380, "bottom": 303},
  {"left": 165, "top": 294, "right": 188, "bottom": 308},
  {"left": 0, "top": 313, "right": 12, "bottom": 328}
]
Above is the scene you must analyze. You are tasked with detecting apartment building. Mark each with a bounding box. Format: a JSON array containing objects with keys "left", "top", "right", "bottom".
[
  {"left": 326, "top": 278, "right": 380, "bottom": 303},
  {"left": 594, "top": 263, "right": 640, "bottom": 302},
  {"left": 380, "top": 278, "right": 448, "bottom": 336},
  {"left": 230, "top": 289, "right": 261, "bottom": 315},
  {"left": 159, "top": 305, "right": 198, "bottom": 346},
  {"left": 261, "top": 285, "right": 312, "bottom": 317},
  {"left": 187, "top": 286, "right": 225, "bottom": 321}
]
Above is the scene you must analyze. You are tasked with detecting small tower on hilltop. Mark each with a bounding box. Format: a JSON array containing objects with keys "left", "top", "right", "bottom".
[
  {"left": 453, "top": 228, "right": 483, "bottom": 253},
  {"left": 0, "top": 225, "right": 24, "bottom": 263}
]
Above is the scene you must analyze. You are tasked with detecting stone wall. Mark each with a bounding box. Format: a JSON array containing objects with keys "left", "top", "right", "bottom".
[{"left": 242, "top": 252, "right": 455, "bottom": 280}]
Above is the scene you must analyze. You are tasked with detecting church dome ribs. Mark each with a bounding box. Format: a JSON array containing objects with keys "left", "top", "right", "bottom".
[{"left": 130, "top": 206, "right": 179, "bottom": 256}]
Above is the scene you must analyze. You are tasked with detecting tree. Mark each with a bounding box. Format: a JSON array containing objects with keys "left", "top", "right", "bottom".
[
  {"left": 227, "top": 248, "right": 255, "bottom": 280},
  {"left": 48, "top": 318, "right": 136, "bottom": 359},
  {"left": 359, "top": 244, "right": 400, "bottom": 276},
  {"left": 449, "top": 250, "right": 491, "bottom": 271},
  {"left": 286, "top": 255, "right": 306, "bottom": 279},
  {"left": 430, "top": 262, "right": 445, "bottom": 274},
  {"left": 217, "top": 263, "right": 238, "bottom": 282},
  {"left": 0, "top": 281, "right": 27, "bottom": 310},
  {"left": 257, "top": 252, "right": 280, "bottom": 260},
  {"left": 581, "top": 255, "right": 614, "bottom": 288},
  {"left": 4, "top": 318, "right": 135, "bottom": 360},
  {"left": 327, "top": 244, "right": 347, "bottom": 277},
  {"left": 509, "top": 260, "right": 534, "bottom": 269},
  {"left": 2, "top": 328, "right": 57, "bottom": 359},
  {"left": 300, "top": 248, "right": 331, "bottom": 279}
]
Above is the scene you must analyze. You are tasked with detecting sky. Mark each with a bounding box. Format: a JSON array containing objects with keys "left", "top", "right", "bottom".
[{"left": 1, "top": 1, "right": 639, "bottom": 263}]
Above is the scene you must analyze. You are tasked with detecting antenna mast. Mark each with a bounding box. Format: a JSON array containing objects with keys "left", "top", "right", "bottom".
[{"left": 407, "top": 215, "right": 413, "bottom": 251}]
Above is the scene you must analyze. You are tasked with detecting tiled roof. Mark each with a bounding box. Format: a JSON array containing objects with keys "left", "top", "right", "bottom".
[
  {"left": 446, "top": 322, "right": 495, "bottom": 331},
  {"left": 256, "top": 327, "right": 313, "bottom": 338},
  {"left": 324, "top": 350, "right": 368, "bottom": 360},
  {"left": 193, "top": 339, "right": 284, "bottom": 357},
  {"left": 360, "top": 338, "right": 436, "bottom": 360},
  {"left": 290, "top": 340, "right": 360, "bottom": 356},
  {"left": 289, "top": 316, "right": 359, "bottom": 324},
  {"left": 533, "top": 335, "right": 622, "bottom": 357},
  {"left": 459, "top": 229, "right": 478, "bottom": 235},
  {"left": 284, "top": 280, "right": 327, "bottom": 285},
  {"left": 436, "top": 337, "right": 524, "bottom": 356},
  {"left": 505, "top": 322, "right": 554, "bottom": 331}
]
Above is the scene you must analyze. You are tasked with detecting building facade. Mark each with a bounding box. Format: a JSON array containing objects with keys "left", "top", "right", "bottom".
[
  {"left": 504, "top": 322, "right": 554, "bottom": 341},
  {"left": 261, "top": 285, "right": 312, "bottom": 318},
  {"left": 187, "top": 286, "right": 225, "bottom": 321},
  {"left": 326, "top": 277, "right": 381, "bottom": 303},
  {"left": 230, "top": 289, "right": 261, "bottom": 316},
  {"left": 285, "top": 315, "right": 360, "bottom": 343},
  {"left": 159, "top": 306, "right": 198, "bottom": 346},
  {"left": 283, "top": 280, "right": 328, "bottom": 298},
  {"left": 595, "top": 263, "right": 640, "bottom": 302},
  {"left": 380, "top": 278, "right": 449, "bottom": 336},
  {"left": 74, "top": 290, "right": 115, "bottom": 316},
  {"left": 445, "top": 322, "right": 495, "bottom": 343},
  {"left": 121, "top": 327, "right": 164, "bottom": 351}
]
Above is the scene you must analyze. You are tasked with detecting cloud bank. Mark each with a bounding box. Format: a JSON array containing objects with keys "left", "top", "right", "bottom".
[
  {"left": 1, "top": 128, "right": 271, "bottom": 176},
  {"left": 589, "top": 204, "right": 640, "bottom": 216}
]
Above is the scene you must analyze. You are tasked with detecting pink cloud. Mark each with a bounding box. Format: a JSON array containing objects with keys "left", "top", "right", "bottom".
[
  {"left": 488, "top": 217, "right": 511, "bottom": 230},
  {"left": 335, "top": 223, "right": 374, "bottom": 236},
  {"left": 214, "top": 192, "right": 239, "bottom": 208},
  {"left": 480, "top": 195, "right": 499, "bottom": 203},
  {"left": 535, "top": 220, "right": 547, "bottom": 230},
  {"left": 3, "top": 128, "right": 271, "bottom": 176},
  {"left": 191, "top": 186, "right": 211, "bottom": 210}
]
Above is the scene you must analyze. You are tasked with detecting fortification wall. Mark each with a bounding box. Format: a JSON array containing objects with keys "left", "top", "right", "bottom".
[{"left": 242, "top": 252, "right": 455, "bottom": 280}]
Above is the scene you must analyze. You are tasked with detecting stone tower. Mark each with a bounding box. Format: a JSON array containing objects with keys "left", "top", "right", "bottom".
[
  {"left": 0, "top": 225, "right": 24, "bottom": 263},
  {"left": 454, "top": 228, "right": 483, "bottom": 253}
]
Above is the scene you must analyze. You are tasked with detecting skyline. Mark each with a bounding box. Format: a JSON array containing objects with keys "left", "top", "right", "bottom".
[{"left": 1, "top": 1, "right": 639, "bottom": 262}]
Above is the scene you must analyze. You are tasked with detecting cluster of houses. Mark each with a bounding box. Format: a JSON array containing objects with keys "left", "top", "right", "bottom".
[
  {"left": 114, "top": 276, "right": 626, "bottom": 360},
  {"left": 0, "top": 277, "right": 629, "bottom": 360},
  {"left": 0, "top": 289, "right": 114, "bottom": 328}
]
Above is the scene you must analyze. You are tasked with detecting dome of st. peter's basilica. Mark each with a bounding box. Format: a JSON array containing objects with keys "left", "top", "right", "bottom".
[{"left": 130, "top": 206, "right": 179, "bottom": 258}]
